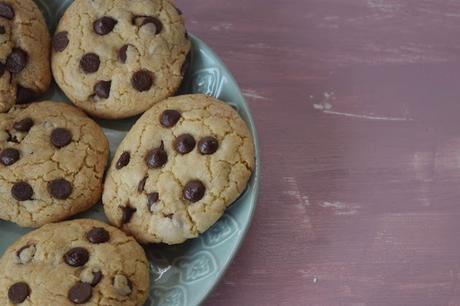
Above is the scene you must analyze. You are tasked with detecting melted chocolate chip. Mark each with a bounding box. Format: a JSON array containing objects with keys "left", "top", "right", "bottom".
[
  {"left": 13, "top": 117, "right": 33, "bottom": 132},
  {"left": 93, "top": 17, "right": 117, "bottom": 35},
  {"left": 94, "top": 80, "right": 111, "bottom": 99},
  {"left": 131, "top": 70, "right": 153, "bottom": 92},
  {"left": 183, "top": 180, "right": 205, "bottom": 202},
  {"left": 53, "top": 31, "right": 69, "bottom": 52},
  {"left": 11, "top": 181, "right": 33, "bottom": 201},
  {"left": 16, "top": 85, "right": 37, "bottom": 103},
  {"left": 80, "top": 53, "right": 100, "bottom": 74},
  {"left": 8, "top": 282, "right": 30, "bottom": 304},
  {"left": 147, "top": 192, "right": 159, "bottom": 211},
  {"left": 174, "top": 134, "right": 196, "bottom": 154},
  {"left": 0, "top": 3, "right": 14, "bottom": 20},
  {"left": 6, "top": 48, "right": 28, "bottom": 74},
  {"left": 86, "top": 227, "right": 110, "bottom": 244},
  {"left": 51, "top": 128, "right": 72, "bottom": 148},
  {"left": 48, "top": 178, "right": 73, "bottom": 200},
  {"left": 138, "top": 176, "right": 148, "bottom": 193},
  {"left": 116, "top": 151, "right": 130, "bottom": 169},
  {"left": 64, "top": 247, "right": 89, "bottom": 267},
  {"left": 198, "top": 136, "right": 219, "bottom": 155},
  {"left": 160, "top": 109, "right": 181, "bottom": 127},
  {"left": 145, "top": 142, "right": 167, "bottom": 168},
  {"left": 68, "top": 282, "right": 92, "bottom": 304},
  {"left": 0, "top": 147, "right": 19, "bottom": 166},
  {"left": 121, "top": 206, "right": 136, "bottom": 224},
  {"left": 132, "top": 15, "right": 163, "bottom": 34},
  {"left": 118, "top": 44, "right": 129, "bottom": 63}
]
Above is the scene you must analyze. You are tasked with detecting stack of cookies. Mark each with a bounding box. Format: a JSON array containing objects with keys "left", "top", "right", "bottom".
[{"left": 0, "top": 0, "right": 255, "bottom": 305}]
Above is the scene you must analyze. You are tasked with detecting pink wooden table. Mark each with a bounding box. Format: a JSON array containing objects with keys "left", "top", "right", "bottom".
[{"left": 178, "top": 0, "right": 460, "bottom": 305}]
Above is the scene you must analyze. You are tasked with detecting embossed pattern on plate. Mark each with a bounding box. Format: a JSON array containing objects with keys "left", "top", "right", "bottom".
[{"left": 0, "top": 1, "right": 260, "bottom": 306}]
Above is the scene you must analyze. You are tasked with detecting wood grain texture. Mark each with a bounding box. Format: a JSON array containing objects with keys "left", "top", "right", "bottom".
[{"left": 176, "top": 0, "right": 460, "bottom": 305}]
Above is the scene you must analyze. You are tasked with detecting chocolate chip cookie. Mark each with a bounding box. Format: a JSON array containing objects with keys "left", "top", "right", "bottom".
[
  {"left": 0, "top": 0, "right": 51, "bottom": 113},
  {"left": 51, "top": 0, "right": 191, "bottom": 119},
  {"left": 0, "top": 219, "right": 150, "bottom": 305},
  {"left": 0, "top": 101, "right": 109, "bottom": 227},
  {"left": 103, "top": 94, "right": 255, "bottom": 244}
]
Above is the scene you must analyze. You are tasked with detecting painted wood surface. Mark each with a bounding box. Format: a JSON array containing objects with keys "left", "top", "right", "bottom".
[{"left": 177, "top": 1, "right": 460, "bottom": 305}]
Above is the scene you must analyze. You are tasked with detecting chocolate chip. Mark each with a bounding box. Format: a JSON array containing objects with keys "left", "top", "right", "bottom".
[
  {"left": 160, "top": 109, "right": 181, "bottom": 127},
  {"left": 53, "top": 31, "right": 69, "bottom": 52},
  {"left": 80, "top": 53, "right": 100, "bottom": 74},
  {"left": 90, "top": 271, "right": 102, "bottom": 286},
  {"left": 132, "top": 15, "right": 162, "bottom": 34},
  {"left": 0, "top": 25, "right": 5, "bottom": 34},
  {"left": 183, "top": 180, "right": 205, "bottom": 202},
  {"left": 93, "top": 17, "right": 117, "bottom": 35},
  {"left": 64, "top": 247, "right": 89, "bottom": 267},
  {"left": 68, "top": 282, "right": 92, "bottom": 304},
  {"left": 86, "top": 227, "right": 110, "bottom": 244},
  {"left": 51, "top": 128, "right": 72, "bottom": 148},
  {"left": 94, "top": 80, "right": 111, "bottom": 99},
  {"left": 11, "top": 181, "right": 33, "bottom": 201},
  {"left": 0, "top": 148, "right": 19, "bottom": 166},
  {"left": 48, "top": 178, "right": 72, "bottom": 200},
  {"left": 16, "top": 85, "right": 37, "bottom": 104},
  {"left": 13, "top": 117, "right": 33, "bottom": 132},
  {"left": 181, "top": 51, "right": 191, "bottom": 76},
  {"left": 0, "top": 3, "right": 14, "bottom": 20},
  {"left": 145, "top": 141, "right": 167, "bottom": 168},
  {"left": 8, "top": 282, "right": 30, "bottom": 304},
  {"left": 175, "top": 6, "right": 183, "bottom": 15},
  {"left": 118, "top": 44, "right": 129, "bottom": 63},
  {"left": 0, "top": 62, "right": 5, "bottom": 77},
  {"left": 138, "top": 176, "right": 148, "bottom": 192},
  {"left": 121, "top": 206, "right": 136, "bottom": 224},
  {"left": 174, "top": 134, "right": 196, "bottom": 154},
  {"left": 131, "top": 70, "right": 153, "bottom": 92},
  {"left": 198, "top": 136, "right": 219, "bottom": 155},
  {"left": 147, "top": 192, "right": 159, "bottom": 211},
  {"left": 6, "top": 48, "right": 28, "bottom": 74},
  {"left": 116, "top": 151, "right": 130, "bottom": 169},
  {"left": 6, "top": 131, "right": 18, "bottom": 143}
]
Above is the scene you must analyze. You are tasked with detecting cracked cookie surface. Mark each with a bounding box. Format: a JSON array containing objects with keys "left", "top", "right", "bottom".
[
  {"left": 0, "top": 0, "right": 51, "bottom": 113},
  {"left": 0, "top": 219, "right": 150, "bottom": 306},
  {"left": 0, "top": 101, "right": 109, "bottom": 227},
  {"left": 51, "top": 0, "right": 191, "bottom": 119},
  {"left": 103, "top": 94, "right": 255, "bottom": 244}
]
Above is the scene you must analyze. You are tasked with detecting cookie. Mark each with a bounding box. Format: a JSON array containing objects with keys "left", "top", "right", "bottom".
[
  {"left": 0, "top": 219, "right": 150, "bottom": 306},
  {"left": 0, "top": 0, "right": 51, "bottom": 113},
  {"left": 0, "top": 101, "right": 109, "bottom": 227},
  {"left": 51, "top": 0, "right": 191, "bottom": 119},
  {"left": 103, "top": 94, "right": 255, "bottom": 244}
]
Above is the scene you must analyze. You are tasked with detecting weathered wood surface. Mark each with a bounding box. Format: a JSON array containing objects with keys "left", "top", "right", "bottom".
[{"left": 178, "top": 0, "right": 460, "bottom": 305}]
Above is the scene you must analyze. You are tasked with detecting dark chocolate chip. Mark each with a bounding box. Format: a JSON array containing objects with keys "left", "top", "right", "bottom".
[
  {"left": 51, "top": 128, "right": 72, "bottom": 148},
  {"left": 86, "top": 227, "right": 110, "bottom": 244},
  {"left": 198, "top": 136, "right": 219, "bottom": 155},
  {"left": 8, "top": 282, "right": 30, "bottom": 304},
  {"left": 6, "top": 48, "right": 28, "bottom": 74},
  {"left": 132, "top": 15, "right": 162, "bottom": 34},
  {"left": 90, "top": 271, "right": 103, "bottom": 287},
  {"left": 131, "top": 70, "right": 153, "bottom": 92},
  {"left": 53, "top": 31, "right": 69, "bottom": 52},
  {"left": 64, "top": 247, "right": 89, "bottom": 267},
  {"left": 68, "top": 282, "right": 92, "bottom": 304},
  {"left": 121, "top": 206, "right": 136, "bottom": 224},
  {"left": 0, "top": 25, "right": 5, "bottom": 34},
  {"left": 118, "top": 44, "right": 129, "bottom": 63},
  {"left": 0, "top": 3, "right": 14, "bottom": 20},
  {"left": 160, "top": 109, "right": 181, "bottom": 127},
  {"left": 175, "top": 6, "right": 183, "bottom": 15},
  {"left": 16, "top": 85, "right": 37, "bottom": 103},
  {"left": 6, "top": 131, "right": 18, "bottom": 143},
  {"left": 48, "top": 178, "right": 73, "bottom": 200},
  {"left": 174, "top": 134, "right": 195, "bottom": 154},
  {"left": 144, "top": 141, "right": 167, "bottom": 168},
  {"left": 138, "top": 176, "right": 148, "bottom": 193},
  {"left": 0, "top": 147, "right": 19, "bottom": 166},
  {"left": 116, "top": 151, "right": 130, "bottom": 169},
  {"left": 11, "top": 181, "right": 33, "bottom": 201},
  {"left": 183, "top": 180, "right": 205, "bottom": 202},
  {"left": 94, "top": 80, "right": 111, "bottom": 99},
  {"left": 181, "top": 51, "right": 191, "bottom": 76},
  {"left": 147, "top": 192, "right": 159, "bottom": 211},
  {"left": 93, "top": 16, "right": 117, "bottom": 35},
  {"left": 13, "top": 117, "right": 33, "bottom": 132},
  {"left": 80, "top": 53, "right": 100, "bottom": 74}
]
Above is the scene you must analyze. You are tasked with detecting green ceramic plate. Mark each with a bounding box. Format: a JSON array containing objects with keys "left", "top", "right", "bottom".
[{"left": 0, "top": 1, "right": 260, "bottom": 305}]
